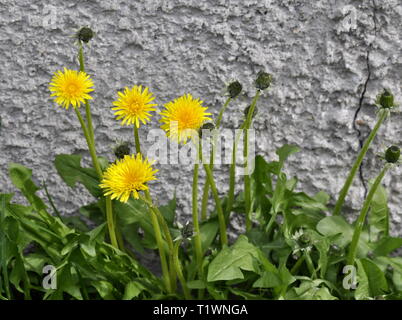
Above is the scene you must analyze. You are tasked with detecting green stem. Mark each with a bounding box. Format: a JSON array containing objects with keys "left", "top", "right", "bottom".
[
  {"left": 201, "top": 97, "right": 232, "bottom": 221},
  {"left": 192, "top": 153, "right": 203, "bottom": 267},
  {"left": 134, "top": 125, "right": 141, "bottom": 154},
  {"left": 333, "top": 109, "right": 388, "bottom": 216},
  {"left": 215, "top": 97, "right": 231, "bottom": 129},
  {"left": 290, "top": 255, "right": 306, "bottom": 275},
  {"left": 135, "top": 127, "right": 175, "bottom": 256},
  {"left": 347, "top": 164, "right": 390, "bottom": 266},
  {"left": 243, "top": 91, "right": 261, "bottom": 231},
  {"left": 304, "top": 252, "right": 317, "bottom": 279},
  {"left": 78, "top": 42, "right": 95, "bottom": 145},
  {"left": 74, "top": 108, "right": 102, "bottom": 177},
  {"left": 134, "top": 126, "right": 176, "bottom": 291},
  {"left": 134, "top": 126, "right": 174, "bottom": 251},
  {"left": 192, "top": 141, "right": 204, "bottom": 299},
  {"left": 78, "top": 42, "right": 85, "bottom": 72},
  {"left": 149, "top": 206, "right": 172, "bottom": 293},
  {"left": 74, "top": 108, "right": 119, "bottom": 249},
  {"left": 226, "top": 121, "right": 246, "bottom": 215},
  {"left": 134, "top": 126, "right": 174, "bottom": 252},
  {"left": 105, "top": 196, "right": 119, "bottom": 249},
  {"left": 140, "top": 193, "right": 176, "bottom": 292},
  {"left": 199, "top": 145, "right": 228, "bottom": 246},
  {"left": 200, "top": 179, "right": 210, "bottom": 221},
  {"left": 173, "top": 241, "right": 192, "bottom": 300},
  {"left": 77, "top": 42, "right": 118, "bottom": 250},
  {"left": 43, "top": 181, "right": 63, "bottom": 220},
  {"left": 265, "top": 210, "right": 278, "bottom": 238}
]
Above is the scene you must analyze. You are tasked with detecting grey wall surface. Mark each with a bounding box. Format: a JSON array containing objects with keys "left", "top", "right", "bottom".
[{"left": 1, "top": 0, "right": 402, "bottom": 235}]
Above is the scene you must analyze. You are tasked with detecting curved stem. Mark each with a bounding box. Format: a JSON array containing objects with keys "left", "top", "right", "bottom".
[
  {"left": 215, "top": 97, "right": 231, "bottom": 129},
  {"left": 134, "top": 125, "right": 141, "bottom": 155},
  {"left": 105, "top": 196, "right": 119, "bottom": 249},
  {"left": 134, "top": 126, "right": 175, "bottom": 253},
  {"left": 192, "top": 153, "right": 203, "bottom": 265},
  {"left": 333, "top": 109, "right": 388, "bottom": 216},
  {"left": 78, "top": 42, "right": 95, "bottom": 145},
  {"left": 134, "top": 125, "right": 176, "bottom": 290},
  {"left": 134, "top": 127, "right": 175, "bottom": 254},
  {"left": 304, "top": 252, "right": 317, "bottom": 279},
  {"left": 76, "top": 43, "right": 118, "bottom": 250},
  {"left": 243, "top": 91, "right": 261, "bottom": 231},
  {"left": 200, "top": 179, "right": 210, "bottom": 221},
  {"left": 78, "top": 42, "right": 85, "bottom": 72},
  {"left": 347, "top": 165, "right": 390, "bottom": 266},
  {"left": 74, "top": 108, "right": 102, "bottom": 177},
  {"left": 226, "top": 121, "right": 246, "bottom": 215},
  {"left": 134, "top": 126, "right": 173, "bottom": 252},
  {"left": 149, "top": 206, "right": 172, "bottom": 293},
  {"left": 74, "top": 108, "right": 119, "bottom": 249},
  {"left": 200, "top": 152, "right": 228, "bottom": 246},
  {"left": 290, "top": 255, "right": 306, "bottom": 275},
  {"left": 173, "top": 241, "right": 192, "bottom": 300},
  {"left": 192, "top": 141, "right": 204, "bottom": 299},
  {"left": 200, "top": 97, "right": 232, "bottom": 221}
]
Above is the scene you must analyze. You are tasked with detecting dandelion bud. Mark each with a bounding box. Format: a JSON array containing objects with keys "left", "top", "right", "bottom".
[
  {"left": 199, "top": 122, "right": 215, "bottom": 138},
  {"left": 300, "top": 234, "right": 310, "bottom": 244},
  {"left": 113, "top": 142, "right": 131, "bottom": 160},
  {"left": 385, "top": 145, "right": 400, "bottom": 163},
  {"left": 77, "top": 27, "right": 94, "bottom": 43},
  {"left": 244, "top": 105, "right": 258, "bottom": 118},
  {"left": 227, "top": 81, "right": 242, "bottom": 99},
  {"left": 181, "top": 221, "right": 194, "bottom": 239},
  {"left": 201, "top": 122, "right": 215, "bottom": 131},
  {"left": 255, "top": 71, "right": 272, "bottom": 90},
  {"left": 376, "top": 89, "right": 396, "bottom": 109}
]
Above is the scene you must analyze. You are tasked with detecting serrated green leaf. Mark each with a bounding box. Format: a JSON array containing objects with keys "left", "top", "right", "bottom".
[
  {"left": 55, "top": 154, "right": 101, "bottom": 197},
  {"left": 253, "top": 271, "right": 281, "bottom": 288},
  {"left": 361, "top": 258, "right": 388, "bottom": 297},
  {"left": 187, "top": 280, "right": 206, "bottom": 289},
  {"left": 92, "top": 280, "right": 115, "bottom": 300},
  {"left": 368, "top": 182, "right": 389, "bottom": 242},
  {"left": 276, "top": 144, "right": 300, "bottom": 172},
  {"left": 373, "top": 237, "right": 402, "bottom": 257},
  {"left": 123, "top": 281, "right": 145, "bottom": 300},
  {"left": 207, "top": 236, "right": 260, "bottom": 282},
  {"left": 8, "top": 163, "right": 47, "bottom": 212}
]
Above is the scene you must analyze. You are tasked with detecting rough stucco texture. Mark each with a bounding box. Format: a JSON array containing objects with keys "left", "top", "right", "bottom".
[{"left": 1, "top": 0, "right": 402, "bottom": 235}]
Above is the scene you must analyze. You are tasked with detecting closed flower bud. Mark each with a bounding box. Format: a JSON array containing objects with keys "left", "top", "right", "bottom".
[
  {"left": 227, "top": 80, "right": 242, "bottom": 99},
  {"left": 244, "top": 105, "right": 258, "bottom": 118},
  {"left": 77, "top": 27, "right": 94, "bottom": 43},
  {"left": 114, "top": 142, "right": 131, "bottom": 160},
  {"left": 181, "top": 221, "right": 194, "bottom": 239},
  {"left": 385, "top": 145, "right": 400, "bottom": 163},
  {"left": 199, "top": 122, "right": 215, "bottom": 138},
  {"left": 376, "top": 89, "right": 396, "bottom": 109},
  {"left": 255, "top": 71, "right": 272, "bottom": 90}
]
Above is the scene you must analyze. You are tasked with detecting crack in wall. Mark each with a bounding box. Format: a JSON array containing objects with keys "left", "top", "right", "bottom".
[
  {"left": 352, "top": 0, "right": 379, "bottom": 199},
  {"left": 353, "top": 50, "right": 371, "bottom": 198}
]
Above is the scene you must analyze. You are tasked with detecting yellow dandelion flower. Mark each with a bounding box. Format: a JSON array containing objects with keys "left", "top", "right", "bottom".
[
  {"left": 99, "top": 154, "right": 158, "bottom": 203},
  {"left": 112, "top": 85, "right": 157, "bottom": 127},
  {"left": 160, "top": 94, "right": 211, "bottom": 144},
  {"left": 49, "top": 68, "right": 94, "bottom": 109}
]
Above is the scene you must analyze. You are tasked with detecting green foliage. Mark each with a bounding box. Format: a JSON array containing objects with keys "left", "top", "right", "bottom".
[{"left": 3, "top": 139, "right": 402, "bottom": 300}]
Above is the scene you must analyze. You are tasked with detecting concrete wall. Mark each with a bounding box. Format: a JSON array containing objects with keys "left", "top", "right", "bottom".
[{"left": 1, "top": 0, "right": 401, "bottom": 235}]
